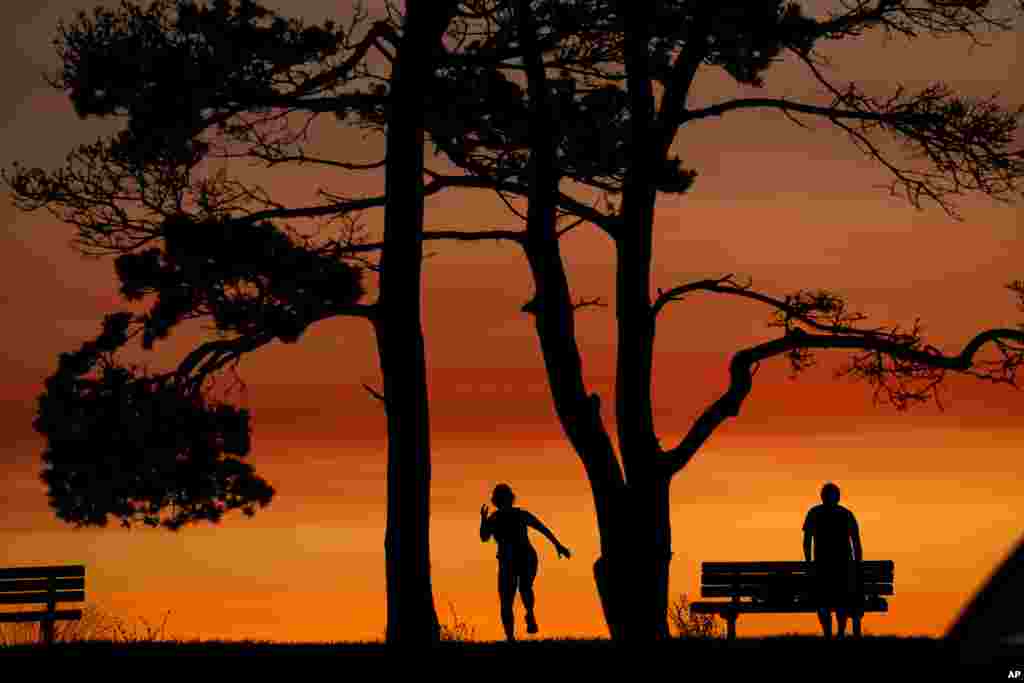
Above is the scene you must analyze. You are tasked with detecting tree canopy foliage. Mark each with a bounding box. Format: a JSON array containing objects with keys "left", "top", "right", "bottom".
[{"left": 6, "top": 0, "right": 379, "bottom": 531}]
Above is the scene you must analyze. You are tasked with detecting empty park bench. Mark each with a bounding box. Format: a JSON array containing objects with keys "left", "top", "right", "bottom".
[
  {"left": 689, "top": 560, "right": 894, "bottom": 640},
  {"left": 0, "top": 565, "right": 86, "bottom": 645}
]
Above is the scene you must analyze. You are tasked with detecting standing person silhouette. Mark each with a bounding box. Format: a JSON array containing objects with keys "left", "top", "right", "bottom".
[
  {"left": 803, "top": 482, "right": 864, "bottom": 639},
  {"left": 480, "top": 483, "right": 571, "bottom": 642}
]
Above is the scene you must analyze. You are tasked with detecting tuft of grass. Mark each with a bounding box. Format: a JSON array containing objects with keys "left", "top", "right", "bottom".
[
  {"left": 370, "top": 601, "right": 479, "bottom": 644},
  {"left": 668, "top": 593, "right": 724, "bottom": 639},
  {"left": 106, "top": 607, "right": 175, "bottom": 643},
  {"left": 0, "top": 603, "right": 178, "bottom": 646},
  {"left": 439, "top": 600, "right": 478, "bottom": 642}
]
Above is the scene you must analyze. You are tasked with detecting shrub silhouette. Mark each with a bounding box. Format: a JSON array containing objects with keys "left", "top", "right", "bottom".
[
  {"left": 438, "top": 601, "right": 477, "bottom": 643},
  {"left": 669, "top": 594, "right": 723, "bottom": 639}
]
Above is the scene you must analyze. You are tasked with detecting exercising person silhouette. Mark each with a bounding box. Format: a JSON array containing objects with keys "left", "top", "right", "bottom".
[
  {"left": 803, "top": 482, "right": 864, "bottom": 639},
  {"left": 480, "top": 483, "right": 571, "bottom": 642}
]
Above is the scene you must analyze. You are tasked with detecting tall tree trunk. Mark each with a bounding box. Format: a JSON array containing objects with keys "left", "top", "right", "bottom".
[
  {"left": 514, "top": 0, "right": 672, "bottom": 642},
  {"left": 592, "top": 470, "right": 673, "bottom": 642},
  {"left": 513, "top": 0, "right": 644, "bottom": 642},
  {"left": 376, "top": 1, "right": 456, "bottom": 647},
  {"left": 605, "top": 0, "right": 672, "bottom": 642}
]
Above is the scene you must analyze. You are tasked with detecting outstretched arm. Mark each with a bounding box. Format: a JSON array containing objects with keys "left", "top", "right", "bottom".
[{"left": 524, "top": 511, "right": 571, "bottom": 558}]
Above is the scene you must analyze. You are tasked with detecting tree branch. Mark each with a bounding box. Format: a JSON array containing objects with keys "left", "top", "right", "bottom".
[
  {"left": 681, "top": 97, "right": 928, "bottom": 125},
  {"left": 232, "top": 172, "right": 493, "bottom": 227},
  {"left": 781, "top": 48, "right": 1024, "bottom": 218},
  {"left": 573, "top": 296, "right": 607, "bottom": 312},
  {"left": 662, "top": 287, "right": 1024, "bottom": 477},
  {"left": 420, "top": 169, "right": 620, "bottom": 239},
  {"left": 807, "top": 0, "right": 1017, "bottom": 43},
  {"left": 362, "top": 383, "right": 386, "bottom": 404}
]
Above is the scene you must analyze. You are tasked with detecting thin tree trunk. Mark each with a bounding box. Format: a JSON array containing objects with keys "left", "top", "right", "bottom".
[
  {"left": 376, "top": 2, "right": 457, "bottom": 646},
  {"left": 511, "top": 0, "right": 678, "bottom": 642},
  {"left": 606, "top": 0, "right": 672, "bottom": 641},
  {"left": 514, "top": 0, "right": 636, "bottom": 641}
]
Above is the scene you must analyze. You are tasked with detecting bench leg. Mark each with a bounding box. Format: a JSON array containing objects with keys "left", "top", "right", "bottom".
[
  {"left": 41, "top": 618, "right": 54, "bottom": 646},
  {"left": 726, "top": 614, "right": 737, "bottom": 641}
]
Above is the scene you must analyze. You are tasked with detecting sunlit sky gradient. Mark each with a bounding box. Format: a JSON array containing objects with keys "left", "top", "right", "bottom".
[{"left": 0, "top": 1, "right": 1021, "bottom": 643}]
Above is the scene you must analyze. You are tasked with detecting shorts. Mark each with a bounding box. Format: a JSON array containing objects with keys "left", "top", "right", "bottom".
[
  {"left": 497, "top": 546, "right": 539, "bottom": 598},
  {"left": 814, "top": 560, "right": 862, "bottom": 610}
]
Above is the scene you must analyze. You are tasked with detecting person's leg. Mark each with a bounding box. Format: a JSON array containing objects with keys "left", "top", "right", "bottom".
[
  {"left": 817, "top": 608, "right": 832, "bottom": 639},
  {"left": 498, "top": 562, "right": 517, "bottom": 641},
  {"left": 850, "top": 568, "right": 864, "bottom": 638},
  {"left": 836, "top": 608, "right": 849, "bottom": 639},
  {"left": 815, "top": 569, "right": 832, "bottom": 639},
  {"left": 836, "top": 563, "right": 856, "bottom": 639},
  {"left": 521, "top": 548, "right": 539, "bottom": 633}
]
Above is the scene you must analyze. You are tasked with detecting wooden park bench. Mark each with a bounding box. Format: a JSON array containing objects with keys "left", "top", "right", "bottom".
[
  {"left": 0, "top": 565, "right": 86, "bottom": 645},
  {"left": 689, "top": 560, "right": 894, "bottom": 640}
]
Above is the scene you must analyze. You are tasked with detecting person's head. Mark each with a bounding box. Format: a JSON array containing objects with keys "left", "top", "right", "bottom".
[
  {"left": 492, "top": 483, "right": 515, "bottom": 509},
  {"left": 820, "top": 482, "right": 841, "bottom": 506}
]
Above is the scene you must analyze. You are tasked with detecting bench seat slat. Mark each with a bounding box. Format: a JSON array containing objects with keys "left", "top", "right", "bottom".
[
  {"left": 0, "top": 609, "right": 83, "bottom": 624},
  {"left": 0, "top": 578, "right": 85, "bottom": 593},
  {"left": 690, "top": 598, "right": 889, "bottom": 615},
  {"left": 0, "top": 565, "right": 85, "bottom": 580},
  {"left": 0, "top": 590, "right": 85, "bottom": 606}
]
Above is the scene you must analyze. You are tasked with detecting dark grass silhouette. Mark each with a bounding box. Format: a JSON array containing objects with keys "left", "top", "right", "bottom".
[
  {"left": 0, "top": 602, "right": 173, "bottom": 647},
  {"left": 4, "top": 601, "right": 1020, "bottom": 678},
  {"left": 669, "top": 594, "right": 724, "bottom": 639},
  {"left": 3, "top": 634, "right": 1022, "bottom": 680}
]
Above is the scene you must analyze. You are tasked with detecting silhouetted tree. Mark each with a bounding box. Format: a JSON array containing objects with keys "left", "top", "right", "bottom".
[
  {"left": 3, "top": 0, "right": 459, "bottom": 646},
  {"left": 13, "top": 0, "right": 1024, "bottom": 646},
  {"left": 375, "top": 0, "right": 461, "bottom": 645},
  {"left": 356, "top": 0, "right": 1024, "bottom": 641}
]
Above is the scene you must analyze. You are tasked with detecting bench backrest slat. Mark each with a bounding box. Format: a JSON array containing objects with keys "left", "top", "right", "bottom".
[
  {"left": 699, "top": 560, "right": 895, "bottom": 600},
  {"left": 0, "top": 565, "right": 85, "bottom": 580},
  {"left": 702, "top": 560, "right": 893, "bottom": 573},
  {"left": 0, "top": 578, "right": 85, "bottom": 593},
  {"left": 0, "top": 590, "right": 86, "bottom": 606},
  {"left": 702, "top": 571, "right": 893, "bottom": 584}
]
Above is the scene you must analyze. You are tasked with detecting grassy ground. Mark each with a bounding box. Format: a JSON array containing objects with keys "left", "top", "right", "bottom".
[
  {"left": 2, "top": 635, "right": 1022, "bottom": 679},
  {"left": 1, "top": 603, "right": 1020, "bottom": 679}
]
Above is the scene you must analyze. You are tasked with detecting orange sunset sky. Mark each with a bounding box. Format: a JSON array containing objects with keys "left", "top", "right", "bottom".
[{"left": 0, "top": 0, "right": 1021, "bottom": 643}]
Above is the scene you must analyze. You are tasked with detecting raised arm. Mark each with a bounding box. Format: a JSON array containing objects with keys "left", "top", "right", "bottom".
[{"left": 524, "top": 511, "right": 570, "bottom": 557}]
